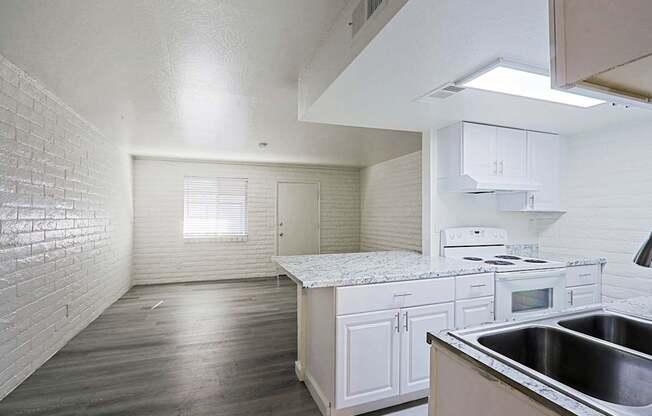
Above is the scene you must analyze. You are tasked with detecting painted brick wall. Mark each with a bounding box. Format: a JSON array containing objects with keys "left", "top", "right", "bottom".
[
  {"left": 360, "top": 151, "right": 422, "bottom": 252},
  {"left": 132, "top": 158, "right": 360, "bottom": 284},
  {"left": 0, "top": 53, "right": 133, "bottom": 399},
  {"left": 539, "top": 121, "right": 652, "bottom": 300}
]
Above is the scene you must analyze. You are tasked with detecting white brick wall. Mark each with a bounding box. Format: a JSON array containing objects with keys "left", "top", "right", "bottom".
[
  {"left": 360, "top": 151, "right": 422, "bottom": 252},
  {"left": 0, "top": 53, "right": 133, "bottom": 399},
  {"left": 132, "top": 158, "right": 360, "bottom": 284},
  {"left": 539, "top": 121, "right": 652, "bottom": 300}
]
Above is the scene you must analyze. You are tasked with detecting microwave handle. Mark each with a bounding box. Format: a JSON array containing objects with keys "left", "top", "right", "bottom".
[{"left": 495, "top": 269, "right": 565, "bottom": 281}]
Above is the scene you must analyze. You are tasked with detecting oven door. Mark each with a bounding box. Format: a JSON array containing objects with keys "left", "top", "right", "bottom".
[{"left": 495, "top": 268, "right": 567, "bottom": 321}]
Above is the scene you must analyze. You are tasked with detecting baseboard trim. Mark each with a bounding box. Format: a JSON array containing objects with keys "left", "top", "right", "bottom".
[{"left": 305, "top": 369, "right": 331, "bottom": 416}]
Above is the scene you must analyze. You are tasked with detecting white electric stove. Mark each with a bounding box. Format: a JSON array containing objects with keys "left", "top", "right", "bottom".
[{"left": 441, "top": 227, "right": 567, "bottom": 321}]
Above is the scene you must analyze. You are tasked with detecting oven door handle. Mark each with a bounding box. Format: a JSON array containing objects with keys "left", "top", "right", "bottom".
[{"left": 495, "top": 269, "right": 566, "bottom": 281}]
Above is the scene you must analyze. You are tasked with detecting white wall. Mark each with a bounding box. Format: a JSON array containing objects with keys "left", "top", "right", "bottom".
[
  {"left": 132, "top": 159, "right": 360, "bottom": 285},
  {"left": 422, "top": 129, "right": 539, "bottom": 254},
  {"left": 360, "top": 151, "right": 422, "bottom": 252},
  {"left": 539, "top": 121, "right": 652, "bottom": 300},
  {"left": 0, "top": 53, "right": 133, "bottom": 399}
]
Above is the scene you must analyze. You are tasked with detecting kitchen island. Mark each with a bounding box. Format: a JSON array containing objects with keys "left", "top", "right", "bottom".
[{"left": 272, "top": 250, "right": 605, "bottom": 416}]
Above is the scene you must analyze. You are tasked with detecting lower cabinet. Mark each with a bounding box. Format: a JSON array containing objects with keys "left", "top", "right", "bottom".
[
  {"left": 400, "top": 303, "right": 455, "bottom": 394},
  {"left": 335, "top": 309, "right": 401, "bottom": 409},
  {"left": 567, "top": 284, "right": 600, "bottom": 308},
  {"left": 335, "top": 303, "right": 454, "bottom": 409},
  {"left": 454, "top": 296, "right": 494, "bottom": 329}
]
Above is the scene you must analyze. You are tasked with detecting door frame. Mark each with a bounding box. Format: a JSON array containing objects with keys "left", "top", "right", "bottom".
[{"left": 275, "top": 180, "right": 321, "bottom": 256}]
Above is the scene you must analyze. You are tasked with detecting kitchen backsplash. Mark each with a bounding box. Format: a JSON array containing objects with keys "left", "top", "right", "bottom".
[{"left": 506, "top": 244, "right": 540, "bottom": 258}]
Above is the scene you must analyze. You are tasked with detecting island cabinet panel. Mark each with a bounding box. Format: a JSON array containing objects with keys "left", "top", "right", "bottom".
[
  {"left": 335, "top": 309, "right": 401, "bottom": 409},
  {"left": 400, "top": 303, "right": 454, "bottom": 394},
  {"left": 335, "top": 278, "right": 455, "bottom": 316}
]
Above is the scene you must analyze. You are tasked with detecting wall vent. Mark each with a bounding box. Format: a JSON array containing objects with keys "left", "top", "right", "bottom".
[
  {"left": 415, "top": 83, "right": 466, "bottom": 102},
  {"left": 351, "top": 0, "right": 386, "bottom": 38}
]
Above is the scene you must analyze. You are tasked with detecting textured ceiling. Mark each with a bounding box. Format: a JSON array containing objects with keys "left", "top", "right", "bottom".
[{"left": 0, "top": 0, "right": 421, "bottom": 167}]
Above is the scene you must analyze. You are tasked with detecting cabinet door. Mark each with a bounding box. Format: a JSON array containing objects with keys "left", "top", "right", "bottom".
[
  {"left": 455, "top": 296, "right": 494, "bottom": 329},
  {"left": 336, "top": 309, "right": 400, "bottom": 409},
  {"left": 496, "top": 127, "right": 527, "bottom": 179},
  {"left": 567, "top": 284, "right": 600, "bottom": 308},
  {"left": 528, "top": 131, "right": 561, "bottom": 210},
  {"left": 400, "top": 303, "right": 454, "bottom": 395},
  {"left": 462, "top": 122, "right": 497, "bottom": 178}
]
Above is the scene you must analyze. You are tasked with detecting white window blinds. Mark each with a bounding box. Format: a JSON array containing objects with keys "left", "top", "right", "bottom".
[{"left": 183, "top": 176, "right": 248, "bottom": 240}]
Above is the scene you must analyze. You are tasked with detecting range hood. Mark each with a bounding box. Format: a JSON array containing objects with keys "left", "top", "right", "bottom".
[{"left": 438, "top": 175, "right": 541, "bottom": 194}]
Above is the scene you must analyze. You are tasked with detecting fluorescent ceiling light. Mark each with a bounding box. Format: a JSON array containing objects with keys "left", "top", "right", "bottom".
[{"left": 458, "top": 61, "right": 605, "bottom": 108}]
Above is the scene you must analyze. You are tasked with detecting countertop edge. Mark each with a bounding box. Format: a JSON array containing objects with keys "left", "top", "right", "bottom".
[{"left": 426, "top": 332, "right": 601, "bottom": 416}]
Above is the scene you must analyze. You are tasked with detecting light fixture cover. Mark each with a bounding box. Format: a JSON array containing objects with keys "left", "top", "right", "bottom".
[
  {"left": 634, "top": 231, "right": 652, "bottom": 268},
  {"left": 457, "top": 60, "right": 605, "bottom": 108}
]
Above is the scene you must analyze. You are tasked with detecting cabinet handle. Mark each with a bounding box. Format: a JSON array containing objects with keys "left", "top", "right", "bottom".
[
  {"left": 529, "top": 194, "right": 535, "bottom": 209},
  {"left": 493, "top": 161, "right": 498, "bottom": 175},
  {"left": 403, "top": 311, "right": 409, "bottom": 332},
  {"left": 393, "top": 292, "right": 412, "bottom": 297},
  {"left": 470, "top": 284, "right": 487, "bottom": 288},
  {"left": 568, "top": 289, "right": 574, "bottom": 306},
  {"left": 395, "top": 312, "right": 400, "bottom": 333},
  {"left": 579, "top": 273, "right": 591, "bottom": 278},
  {"left": 489, "top": 301, "right": 495, "bottom": 319},
  {"left": 499, "top": 161, "right": 504, "bottom": 175}
]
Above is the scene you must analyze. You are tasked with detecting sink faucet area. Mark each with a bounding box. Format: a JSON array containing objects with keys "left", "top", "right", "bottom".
[{"left": 429, "top": 304, "right": 652, "bottom": 416}]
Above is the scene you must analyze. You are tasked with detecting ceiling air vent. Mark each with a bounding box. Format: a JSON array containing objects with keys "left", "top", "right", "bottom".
[
  {"left": 415, "top": 83, "right": 466, "bottom": 103},
  {"left": 351, "top": 0, "right": 386, "bottom": 38}
]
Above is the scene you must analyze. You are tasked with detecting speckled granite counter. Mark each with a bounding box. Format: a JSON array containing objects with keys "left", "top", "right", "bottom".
[
  {"left": 272, "top": 251, "right": 486, "bottom": 288},
  {"left": 427, "top": 296, "right": 652, "bottom": 416},
  {"left": 272, "top": 250, "right": 608, "bottom": 288},
  {"left": 538, "top": 252, "right": 607, "bottom": 268}
]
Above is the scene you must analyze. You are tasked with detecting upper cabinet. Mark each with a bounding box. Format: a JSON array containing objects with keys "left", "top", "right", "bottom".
[
  {"left": 550, "top": 0, "right": 652, "bottom": 108},
  {"left": 497, "top": 131, "right": 564, "bottom": 212},
  {"left": 438, "top": 122, "right": 537, "bottom": 193}
]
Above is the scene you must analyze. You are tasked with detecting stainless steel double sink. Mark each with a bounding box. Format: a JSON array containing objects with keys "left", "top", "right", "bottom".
[{"left": 453, "top": 308, "right": 652, "bottom": 415}]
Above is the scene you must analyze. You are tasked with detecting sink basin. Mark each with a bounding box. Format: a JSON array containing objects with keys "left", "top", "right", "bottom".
[
  {"left": 478, "top": 326, "right": 652, "bottom": 407},
  {"left": 559, "top": 314, "right": 652, "bottom": 356}
]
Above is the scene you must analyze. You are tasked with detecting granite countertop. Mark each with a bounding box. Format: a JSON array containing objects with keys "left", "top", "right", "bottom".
[
  {"left": 538, "top": 252, "right": 607, "bottom": 267},
  {"left": 427, "top": 296, "right": 652, "bottom": 416},
  {"left": 272, "top": 250, "right": 607, "bottom": 288},
  {"left": 272, "top": 251, "right": 486, "bottom": 288}
]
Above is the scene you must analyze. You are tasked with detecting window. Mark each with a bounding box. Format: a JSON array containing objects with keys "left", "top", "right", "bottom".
[{"left": 183, "top": 176, "right": 248, "bottom": 240}]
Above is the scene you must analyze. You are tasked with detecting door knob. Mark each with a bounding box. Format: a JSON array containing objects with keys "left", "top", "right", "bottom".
[{"left": 279, "top": 232, "right": 284, "bottom": 237}]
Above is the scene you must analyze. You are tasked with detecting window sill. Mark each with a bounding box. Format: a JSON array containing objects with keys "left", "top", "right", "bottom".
[{"left": 183, "top": 235, "right": 248, "bottom": 243}]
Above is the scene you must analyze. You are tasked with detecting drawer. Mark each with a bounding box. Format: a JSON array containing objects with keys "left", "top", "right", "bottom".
[
  {"left": 336, "top": 278, "right": 455, "bottom": 316},
  {"left": 566, "top": 264, "right": 601, "bottom": 287},
  {"left": 455, "top": 273, "right": 494, "bottom": 300}
]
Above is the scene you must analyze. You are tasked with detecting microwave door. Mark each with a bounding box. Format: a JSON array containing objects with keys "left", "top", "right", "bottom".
[{"left": 495, "top": 272, "right": 566, "bottom": 321}]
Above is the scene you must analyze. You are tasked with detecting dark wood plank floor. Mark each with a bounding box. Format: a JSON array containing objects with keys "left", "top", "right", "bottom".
[{"left": 0, "top": 277, "right": 321, "bottom": 416}]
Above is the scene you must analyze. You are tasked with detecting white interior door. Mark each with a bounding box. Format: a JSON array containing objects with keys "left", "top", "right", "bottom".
[
  {"left": 277, "top": 182, "right": 320, "bottom": 256},
  {"left": 400, "top": 302, "right": 454, "bottom": 394}
]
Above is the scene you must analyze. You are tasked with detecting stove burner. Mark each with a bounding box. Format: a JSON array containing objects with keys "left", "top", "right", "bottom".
[
  {"left": 524, "top": 259, "right": 548, "bottom": 264},
  {"left": 463, "top": 257, "right": 483, "bottom": 261},
  {"left": 485, "top": 260, "right": 515, "bottom": 266},
  {"left": 495, "top": 255, "right": 522, "bottom": 260}
]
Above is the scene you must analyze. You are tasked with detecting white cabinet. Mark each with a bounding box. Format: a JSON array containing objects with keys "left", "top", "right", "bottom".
[
  {"left": 438, "top": 122, "right": 536, "bottom": 192},
  {"left": 400, "top": 303, "right": 454, "bottom": 394},
  {"left": 567, "top": 284, "right": 600, "bottom": 308},
  {"left": 497, "top": 131, "right": 564, "bottom": 212},
  {"left": 496, "top": 127, "right": 527, "bottom": 179},
  {"left": 335, "top": 302, "right": 455, "bottom": 408},
  {"left": 455, "top": 296, "right": 494, "bottom": 329},
  {"left": 461, "top": 122, "right": 498, "bottom": 178},
  {"left": 336, "top": 309, "right": 401, "bottom": 409},
  {"left": 460, "top": 123, "right": 527, "bottom": 180}
]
